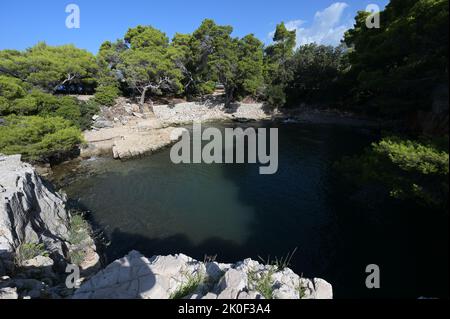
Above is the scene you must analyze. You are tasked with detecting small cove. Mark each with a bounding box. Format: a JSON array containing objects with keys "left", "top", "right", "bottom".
[{"left": 53, "top": 122, "right": 449, "bottom": 298}]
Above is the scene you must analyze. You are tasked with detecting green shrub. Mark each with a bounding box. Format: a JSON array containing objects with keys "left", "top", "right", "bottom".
[
  {"left": 69, "top": 249, "right": 87, "bottom": 266},
  {"left": 94, "top": 85, "right": 119, "bottom": 106},
  {"left": 0, "top": 75, "right": 26, "bottom": 100},
  {"left": 336, "top": 136, "right": 449, "bottom": 209},
  {"left": 14, "top": 242, "right": 48, "bottom": 266},
  {"left": 67, "top": 214, "right": 92, "bottom": 266},
  {"left": 264, "top": 84, "right": 286, "bottom": 108},
  {"left": 1, "top": 90, "right": 85, "bottom": 123},
  {"left": 0, "top": 96, "right": 10, "bottom": 114},
  {"left": 68, "top": 214, "right": 91, "bottom": 245},
  {"left": 36, "top": 93, "right": 99, "bottom": 130},
  {"left": 13, "top": 91, "right": 99, "bottom": 130},
  {"left": 169, "top": 271, "right": 204, "bottom": 299},
  {"left": 198, "top": 81, "right": 216, "bottom": 96},
  {"left": 248, "top": 267, "right": 276, "bottom": 299},
  {"left": 28, "top": 89, "right": 61, "bottom": 114},
  {"left": 0, "top": 115, "right": 84, "bottom": 162},
  {"left": 9, "top": 96, "right": 39, "bottom": 115},
  {"left": 77, "top": 100, "right": 100, "bottom": 130},
  {"left": 54, "top": 96, "right": 82, "bottom": 123}
]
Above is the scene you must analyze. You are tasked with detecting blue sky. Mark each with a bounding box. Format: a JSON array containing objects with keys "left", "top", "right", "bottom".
[{"left": 0, "top": 0, "right": 388, "bottom": 53}]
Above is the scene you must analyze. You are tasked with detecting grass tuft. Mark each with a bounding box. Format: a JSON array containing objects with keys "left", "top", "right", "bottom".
[
  {"left": 67, "top": 214, "right": 92, "bottom": 266},
  {"left": 14, "top": 242, "right": 48, "bottom": 266},
  {"left": 170, "top": 270, "right": 204, "bottom": 299},
  {"left": 248, "top": 267, "right": 276, "bottom": 299},
  {"left": 68, "top": 214, "right": 90, "bottom": 245},
  {"left": 258, "top": 247, "right": 298, "bottom": 271}
]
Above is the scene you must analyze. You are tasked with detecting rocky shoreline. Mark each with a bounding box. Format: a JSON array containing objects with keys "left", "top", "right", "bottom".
[
  {"left": 0, "top": 155, "right": 100, "bottom": 299},
  {"left": 153, "top": 101, "right": 271, "bottom": 125},
  {"left": 80, "top": 98, "right": 273, "bottom": 161},
  {"left": 80, "top": 97, "right": 380, "bottom": 162},
  {"left": 73, "top": 251, "right": 332, "bottom": 299},
  {"left": 0, "top": 155, "right": 333, "bottom": 299}
]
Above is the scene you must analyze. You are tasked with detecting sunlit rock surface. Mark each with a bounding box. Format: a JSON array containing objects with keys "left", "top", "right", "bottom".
[{"left": 73, "top": 251, "right": 333, "bottom": 299}]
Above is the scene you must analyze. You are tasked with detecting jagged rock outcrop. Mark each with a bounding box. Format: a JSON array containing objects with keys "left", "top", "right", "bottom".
[
  {"left": 73, "top": 251, "right": 333, "bottom": 299},
  {"left": 0, "top": 154, "right": 99, "bottom": 299},
  {"left": 0, "top": 154, "right": 71, "bottom": 262}
]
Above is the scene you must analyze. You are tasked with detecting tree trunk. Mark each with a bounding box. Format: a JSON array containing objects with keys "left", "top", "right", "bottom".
[
  {"left": 225, "top": 87, "right": 234, "bottom": 108},
  {"left": 139, "top": 87, "right": 155, "bottom": 115},
  {"left": 147, "top": 98, "right": 154, "bottom": 114},
  {"left": 139, "top": 87, "right": 148, "bottom": 113}
]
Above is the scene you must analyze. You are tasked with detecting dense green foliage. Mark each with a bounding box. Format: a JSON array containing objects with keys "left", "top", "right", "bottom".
[
  {"left": 96, "top": 40, "right": 127, "bottom": 88},
  {"left": 343, "top": 0, "right": 449, "bottom": 115},
  {"left": 121, "top": 26, "right": 183, "bottom": 106},
  {"left": 0, "top": 45, "right": 100, "bottom": 162},
  {"left": 0, "top": 115, "right": 83, "bottom": 162},
  {"left": 262, "top": 23, "right": 347, "bottom": 108},
  {"left": 0, "top": 43, "right": 97, "bottom": 94},
  {"left": 184, "top": 20, "right": 265, "bottom": 105},
  {"left": 332, "top": 0, "right": 449, "bottom": 211},
  {"left": 0, "top": 75, "right": 28, "bottom": 100},
  {"left": 285, "top": 44, "right": 346, "bottom": 105},
  {"left": 94, "top": 85, "right": 119, "bottom": 106},
  {"left": 336, "top": 136, "right": 449, "bottom": 210},
  {"left": 0, "top": 87, "right": 98, "bottom": 130},
  {"left": 95, "top": 20, "right": 266, "bottom": 107},
  {"left": 0, "top": 0, "right": 447, "bottom": 185},
  {"left": 263, "top": 23, "right": 296, "bottom": 107},
  {"left": 1, "top": 0, "right": 446, "bottom": 114}
]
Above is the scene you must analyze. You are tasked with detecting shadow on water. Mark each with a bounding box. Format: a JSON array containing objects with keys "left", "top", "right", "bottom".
[
  {"left": 60, "top": 122, "right": 449, "bottom": 299},
  {"left": 106, "top": 229, "right": 246, "bottom": 264}
]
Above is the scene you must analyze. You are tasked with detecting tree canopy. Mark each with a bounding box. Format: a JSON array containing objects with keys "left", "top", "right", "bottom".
[
  {"left": 0, "top": 2, "right": 448, "bottom": 170},
  {"left": 343, "top": 0, "right": 449, "bottom": 115},
  {"left": 0, "top": 43, "right": 98, "bottom": 94}
]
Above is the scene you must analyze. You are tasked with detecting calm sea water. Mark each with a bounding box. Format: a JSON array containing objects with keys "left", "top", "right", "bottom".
[{"left": 58, "top": 122, "right": 449, "bottom": 298}]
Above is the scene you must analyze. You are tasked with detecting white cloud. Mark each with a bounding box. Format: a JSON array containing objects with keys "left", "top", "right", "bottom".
[
  {"left": 285, "top": 19, "right": 305, "bottom": 31},
  {"left": 269, "top": 2, "right": 352, "bottom": 47}
]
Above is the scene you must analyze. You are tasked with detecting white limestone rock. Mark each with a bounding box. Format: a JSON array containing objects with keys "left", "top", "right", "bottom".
[
  {"left": 216, "top": 268, "right": 248, "bottom": 299},
  {"left": 0, "top": 155, "right": 100, "bottom": 299},
  {"left": 73, "top": 251, "right": 333, "bottom": 300},
  {"left": 238, "top": 291, "right": 264, "bottom": 299},
  {"left": 22, "top": 256, "right": 54, "bottom": 268},
  {"left": 153, "top": 101, "right": 270, "bottom": 126},
  {"left": 0, "top": 287, "right": 18, "bottom": 299},
  {"left": 0, "top": 155, "right": 70, "bottom": 257},
  {"left": 313, "top": 278, "right": 333, "bottom": 299}
]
